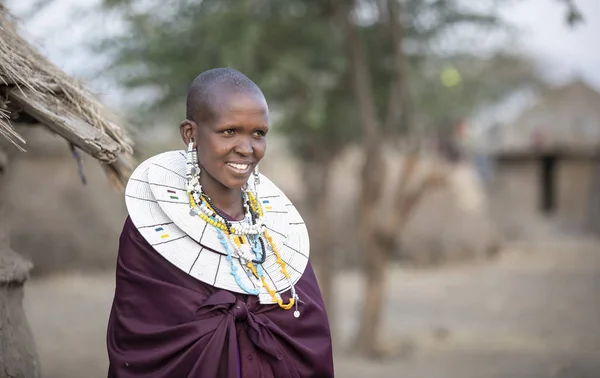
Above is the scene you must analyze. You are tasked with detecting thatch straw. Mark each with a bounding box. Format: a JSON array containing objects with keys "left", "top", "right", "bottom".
[
  {"left": 0, "top": 106, "right": 26, "bottom": 151},
  {"left": 491, "top": 81, "right": 600, "bottom": 157},
  {"left": 0, "top": 5, "right": 134, "bottom": 186}
]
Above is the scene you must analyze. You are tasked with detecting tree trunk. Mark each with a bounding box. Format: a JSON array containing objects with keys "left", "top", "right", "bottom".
[
  {"left": 333, "top": 0, "right": 440, "bottom": 357},
  {"left": 354, "top": 157, "right": 445, "bottom": 356},
  {"left": 352, "top": 229, "right": 388, "bottom": 357},
  {"left": 302, "top": 157, "right": 335, "bottom": 313},
  {"left": 333, "top": 0, "right": 388, "bottom": 355},
  {"left": 355, "top": 157, "right": 419, "bottom": 355},
  {"left": 0, "top": 146, "right": 41, "bottom": 378}
]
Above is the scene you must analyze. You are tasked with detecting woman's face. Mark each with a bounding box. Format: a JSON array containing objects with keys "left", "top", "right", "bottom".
[{"left": 183, "top": 89, "right": 269, "bottom": 193}]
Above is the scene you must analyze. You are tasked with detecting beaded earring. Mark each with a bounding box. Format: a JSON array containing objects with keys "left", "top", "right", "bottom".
[
  {"left": 253, "top": 164, "right": 260, "bottom": 192},
  {"left": 186, "top": 139, "right": 202, "bottom": 215}
]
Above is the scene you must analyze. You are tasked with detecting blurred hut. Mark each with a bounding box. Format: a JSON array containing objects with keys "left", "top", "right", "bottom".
[
  {"left": 0, "top": 5, "right": 133, "bottom": 377},
  {"left": 484, "top": 81, "right": 600, "bottom": 237}
]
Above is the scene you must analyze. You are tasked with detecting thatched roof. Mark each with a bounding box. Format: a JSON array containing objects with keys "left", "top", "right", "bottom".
[
  {"left": 488, "top": 81, "right": 600, "bottom": 157},
  {"left": 0, "top": 5, "right": 133, "bottom": 187}
]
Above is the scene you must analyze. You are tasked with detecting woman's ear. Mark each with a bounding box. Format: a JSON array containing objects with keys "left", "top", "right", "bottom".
[{"left": 179, "top": 120, "right": 197, "bottom": 146}]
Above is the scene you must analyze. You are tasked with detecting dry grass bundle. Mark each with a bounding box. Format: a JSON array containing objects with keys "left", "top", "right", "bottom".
[{"left": 0, "top": 5, "right": 134, "bottom": 187}]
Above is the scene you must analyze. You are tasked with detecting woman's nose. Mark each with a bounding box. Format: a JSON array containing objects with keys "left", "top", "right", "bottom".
[{"left": 234, "top": 138, "right": 253, "bottom": 156}]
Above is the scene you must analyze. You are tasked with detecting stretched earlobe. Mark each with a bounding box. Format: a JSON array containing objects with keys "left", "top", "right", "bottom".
[{"left": 180, "top": 119, "right": 197, "bottom": 146}]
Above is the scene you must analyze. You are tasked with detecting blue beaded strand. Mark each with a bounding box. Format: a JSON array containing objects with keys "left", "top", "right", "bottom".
[
  {"left": 250, "top": 236, "right": 266, "bottom": 277},
  {"left": 216, "top": 229, "right": 260, "bottom": 295}
]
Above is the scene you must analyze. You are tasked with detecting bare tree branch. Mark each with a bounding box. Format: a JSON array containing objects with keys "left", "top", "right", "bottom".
[
  {"left": 332, "top": 0, "right": 380, "bottom": 149},
  {"left": 558, "top": 0, "right": 584, "bottom": 27}
]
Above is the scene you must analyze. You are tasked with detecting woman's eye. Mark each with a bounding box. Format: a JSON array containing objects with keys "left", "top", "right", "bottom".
[
  {"left": 253, "top": 130, "right": 266, "bottom": 137},
  {"left": 222, "top": 129, "right": 235, "bottom": 136}
]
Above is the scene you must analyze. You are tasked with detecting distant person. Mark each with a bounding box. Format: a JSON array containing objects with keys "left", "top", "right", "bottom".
[{"left": 106, "top": 68, "right": 334, "bottom": 377}]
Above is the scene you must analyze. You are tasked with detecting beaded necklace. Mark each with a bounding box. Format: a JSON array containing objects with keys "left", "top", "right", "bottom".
[{"left": 186, "top": 171, "right": 300, "bottom": 316}]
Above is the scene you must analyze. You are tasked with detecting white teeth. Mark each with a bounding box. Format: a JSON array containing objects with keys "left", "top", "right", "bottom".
[{"left": 228, "top": 163, "right": 249, "bottom": 170}]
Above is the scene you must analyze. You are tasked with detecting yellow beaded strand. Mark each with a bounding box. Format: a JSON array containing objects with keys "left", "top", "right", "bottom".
[
  {"left": 247, "top": 262, "right": 295, "bottom": 310},
  {"left": 247, "top": 192, "right": 263, "bottom": 218},
  {"left": 188, "top": 193, "right": 228, "bottom": 231},
  {"left": 248, "top": 194, "right": 294, "bottom": 307},
  {"left": 263, "top": 230, "right": 291, "bottom": 279}
]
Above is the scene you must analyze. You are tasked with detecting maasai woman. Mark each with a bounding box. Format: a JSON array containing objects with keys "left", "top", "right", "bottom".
[{"left": 106, "top": 68, "right": 334, "bottom": 378}]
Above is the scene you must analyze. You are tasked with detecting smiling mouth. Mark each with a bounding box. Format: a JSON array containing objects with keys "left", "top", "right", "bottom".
[{"left": 226, "top": 162, "right": 251, "bottom": 173}]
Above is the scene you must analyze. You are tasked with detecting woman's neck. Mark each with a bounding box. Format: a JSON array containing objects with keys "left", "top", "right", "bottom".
[{"left": 202, "top": 184, "right": 245, "bottom": 221}]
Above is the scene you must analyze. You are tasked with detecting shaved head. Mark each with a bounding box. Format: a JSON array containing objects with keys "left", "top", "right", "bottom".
[{"left": 186, "top": 68, "right": 265, "bottom": 125}]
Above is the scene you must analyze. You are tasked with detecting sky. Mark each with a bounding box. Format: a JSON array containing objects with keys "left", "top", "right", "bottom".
[
  {"left": 498, "top": 0, "right": 599, "bottom": 89},
  {"left": 5, "top": 0, "right": 600, "bottom": 111}
]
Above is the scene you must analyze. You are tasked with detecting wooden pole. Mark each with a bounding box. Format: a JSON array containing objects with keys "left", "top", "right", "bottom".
[{"left": 0, "top": 146, "right": 41, "bottom": 378}]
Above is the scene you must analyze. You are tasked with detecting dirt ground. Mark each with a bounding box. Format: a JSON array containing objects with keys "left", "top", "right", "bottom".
[{"left": 23, "top": 236, "right": 600, "bottom": 378}]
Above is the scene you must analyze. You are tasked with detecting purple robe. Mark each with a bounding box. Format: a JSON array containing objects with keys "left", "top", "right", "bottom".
[{"left": 107, "top": 217, "right": 334, "bottom": 377}]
